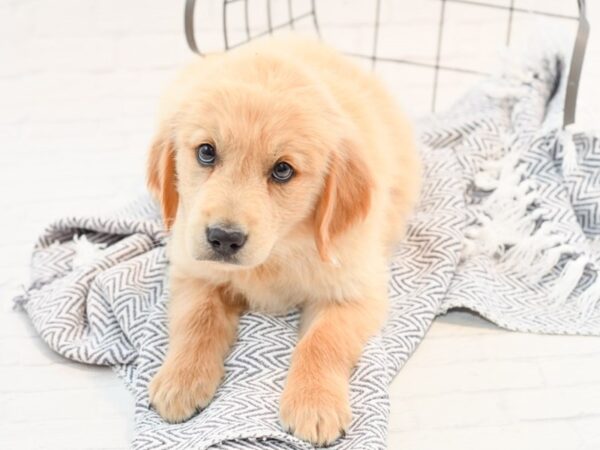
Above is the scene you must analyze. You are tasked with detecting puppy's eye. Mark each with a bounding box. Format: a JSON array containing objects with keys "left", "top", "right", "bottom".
[
  {"left": 197, "top": 143, "right": 216, "bottom": 166},
  {"left": 271, "top": 161, "right": 294, "bottom": 183}
]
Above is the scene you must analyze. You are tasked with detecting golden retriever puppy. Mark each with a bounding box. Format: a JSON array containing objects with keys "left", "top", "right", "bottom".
[{"left": 147, "top": 36, "right": 420, "bottom": 446}]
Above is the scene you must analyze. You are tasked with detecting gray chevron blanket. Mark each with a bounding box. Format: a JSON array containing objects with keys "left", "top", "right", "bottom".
[{"left": 14, "top": 48, "right": 600, "bottom": 449}]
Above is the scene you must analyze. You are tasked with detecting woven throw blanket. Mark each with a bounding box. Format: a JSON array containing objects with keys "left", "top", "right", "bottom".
[{"left": 14, "top": 48, "right": 600, "bottom": 449}]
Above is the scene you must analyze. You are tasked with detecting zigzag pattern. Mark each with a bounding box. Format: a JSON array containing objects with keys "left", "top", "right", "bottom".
[{"left": 15, "top": 48, "right": 600, "bottom": 449}]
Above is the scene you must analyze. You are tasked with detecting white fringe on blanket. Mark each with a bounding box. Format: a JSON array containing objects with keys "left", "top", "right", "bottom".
[
  {"left": 461, "top": 39, "right": 600, "bottom": 316},
  {"left": 463, "top": 126, "right": 600, "bottom": 312}
]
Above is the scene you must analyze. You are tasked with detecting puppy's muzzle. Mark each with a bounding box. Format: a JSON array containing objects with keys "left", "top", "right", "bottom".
[{"left": 206, "top": 225, "right": 247, "bottom": 259}]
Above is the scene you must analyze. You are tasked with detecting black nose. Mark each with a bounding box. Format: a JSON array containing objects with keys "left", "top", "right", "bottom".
[{"left": 206, "top": 226, "right": 247, "bottom": 257}]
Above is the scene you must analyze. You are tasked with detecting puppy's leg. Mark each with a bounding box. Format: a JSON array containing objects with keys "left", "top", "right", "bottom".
[
  {"left": 280, "top": 296, "right": 386, "bottom": 446},
  {"left": 149, "top": 275, "right": 243, "bottom": 423}
]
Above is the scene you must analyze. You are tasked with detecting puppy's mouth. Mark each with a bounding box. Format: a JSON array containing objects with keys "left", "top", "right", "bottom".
[
  {"left": 205, "top": 252, "right": 241, "bottom": 265},
  {"left": 190, "top": 248, "right": 242, "bottom": 266}
]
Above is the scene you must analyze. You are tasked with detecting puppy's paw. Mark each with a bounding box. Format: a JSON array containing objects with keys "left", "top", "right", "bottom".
[
  {"left": 148, "top": 360, "right": 223, "bottom": 423},
  {"left": 280, "top": 371, "right": 351, "bottom": 446}
]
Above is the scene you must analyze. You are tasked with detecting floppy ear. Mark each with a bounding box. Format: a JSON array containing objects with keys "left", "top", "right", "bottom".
[
  {"left": 314, "top": 138, "right": 374, "bottom": 262},
  {"left": 147, "top": 128, "right": 179, "bottom": 229}
]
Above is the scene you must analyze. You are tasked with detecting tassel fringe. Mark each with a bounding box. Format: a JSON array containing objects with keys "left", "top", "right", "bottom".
[{"left": 463, "top": 126, "right": 600, "bottom": 317}]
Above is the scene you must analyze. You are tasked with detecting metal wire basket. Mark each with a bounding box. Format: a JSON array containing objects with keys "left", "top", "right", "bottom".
[{"left": 184, "top": 0, "right": 588, "bottom": 124}]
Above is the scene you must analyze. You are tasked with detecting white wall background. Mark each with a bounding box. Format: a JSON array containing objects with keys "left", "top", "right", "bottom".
[{"left": 1, "top": 1, "right": 599, "bottom": 449}]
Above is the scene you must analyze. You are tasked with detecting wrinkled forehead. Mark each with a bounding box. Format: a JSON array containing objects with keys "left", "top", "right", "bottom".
[{"left": 175, "top": 83, "right": 341, "bottom": 165}]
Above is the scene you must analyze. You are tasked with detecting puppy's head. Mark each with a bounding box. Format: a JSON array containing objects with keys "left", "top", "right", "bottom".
[{"left": 148, "top": 58, "right": 373, "bottom": 268}]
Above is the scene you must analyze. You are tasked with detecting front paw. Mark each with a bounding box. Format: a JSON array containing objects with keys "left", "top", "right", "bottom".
[
  {"left": 149, "top": 359, "right": 223, "bottom": 423},
  {"left": 280, "top": 371, "right": 351, "bottom": 446}
]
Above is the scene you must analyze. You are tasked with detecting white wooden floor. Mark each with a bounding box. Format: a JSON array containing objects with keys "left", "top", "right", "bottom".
[{"left": 2, "top": 1, "right": 600, "bottom": 449}]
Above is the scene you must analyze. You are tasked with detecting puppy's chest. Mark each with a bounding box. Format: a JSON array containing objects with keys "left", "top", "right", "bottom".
[{"left": 229, "top": 271, "right": 308, "bottom": 314}]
